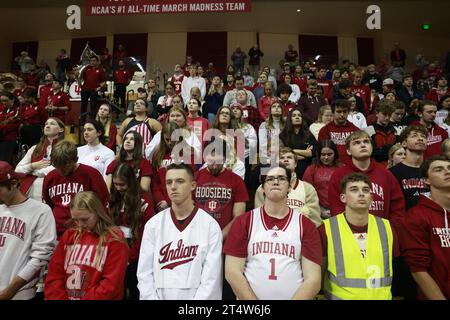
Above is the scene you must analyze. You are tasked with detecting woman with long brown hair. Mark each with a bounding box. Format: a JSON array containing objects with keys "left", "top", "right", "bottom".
[
  {"left": 109, "top": 164, "right": 153, "bottom": 300},
  {"left": 15, "top": 117, "right": 65, "bottom": 201},
  {"left": 45, "top": 191, "right": 129, "bottom": 300},
  {"left": 95, "top": 103, "right": 117, "bottom": 152},
  {"left": 106, "top": 130, "right": 152, "bottom": 192}
]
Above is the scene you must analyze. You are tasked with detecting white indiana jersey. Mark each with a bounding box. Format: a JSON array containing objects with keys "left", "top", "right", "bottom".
[
  {"left": 245, "top": 207, "right": 304, "bottom": 300},
  {"left": 137, "top": 207, "right": 223, "bottom": 300}
]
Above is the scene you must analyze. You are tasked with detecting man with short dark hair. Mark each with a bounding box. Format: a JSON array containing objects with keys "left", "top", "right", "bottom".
[
  {"left": 113, "top": 59, "right": 133, "bottom": 111},
  {"left": 137, "top": 163, "right": 223, "bottom": 300},
  {"left": 328, "top": 130, "right": 405, "bottom": 232},
  {"left": 319, "top": 172, "right": 397, "bottom": 300},
  {"left": 397, "top": 74, "right": 424, "bottom": 107},
  {"left": 414, "top": 100, "right": 448, "bottom": 159},
  {"left": 318, "top": 99, "right": 359, "bottom": 164},
  {"left": 80, "top": 56, "right": 107, "bottom": 121},
  {"left": 401, "top": 156, "right": 450, "bottom": 299},
  {"left": 298, "top": 79, "right": 328, "bottom": 125},
  {"left": 0, "top": 161, "right": 56, "bottom": 300}
]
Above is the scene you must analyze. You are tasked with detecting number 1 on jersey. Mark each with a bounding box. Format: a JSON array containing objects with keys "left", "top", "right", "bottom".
[{"left": 268, "top": 258, "right": 277, "bottom": 280}]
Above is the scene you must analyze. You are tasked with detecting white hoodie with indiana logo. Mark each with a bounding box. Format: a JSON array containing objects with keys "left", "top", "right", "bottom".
[{"left": 137, "top": 207, "right": 222, "bottom": 300}]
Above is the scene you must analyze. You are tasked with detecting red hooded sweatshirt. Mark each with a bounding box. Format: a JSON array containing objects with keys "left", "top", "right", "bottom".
[
  {"left": 328, "top": 159, "right": 405, "bottom": 231},
  {"left": 411, "top": 121, "right": 449, "bottom": 160},
  {"left": 400, "top": 195, "right": 450, "bottom": 299},
  {"left": 318, "top": 121, "right": 359, "bottom": 165}
]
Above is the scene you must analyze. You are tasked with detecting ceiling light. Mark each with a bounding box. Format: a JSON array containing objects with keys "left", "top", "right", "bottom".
[{"left": 296, "top": 9, "right": 301, "bottom": 12}]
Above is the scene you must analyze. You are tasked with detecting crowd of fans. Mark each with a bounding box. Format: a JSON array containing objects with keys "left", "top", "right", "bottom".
[{"left": 1, "top": 42, "right": 450, "bottom": 301}]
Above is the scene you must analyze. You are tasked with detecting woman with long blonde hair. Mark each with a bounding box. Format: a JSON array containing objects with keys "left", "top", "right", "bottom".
[{"left": 45, "top": 191, "right": 129, "bottom": 300}]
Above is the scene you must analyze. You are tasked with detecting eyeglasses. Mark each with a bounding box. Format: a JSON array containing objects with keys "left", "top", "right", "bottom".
[
  {"left": 265, "top": 175, "right": 289, "bottom": 183},
  {"left": 219, "top": 111, "right": 231, "bottom": 116}
]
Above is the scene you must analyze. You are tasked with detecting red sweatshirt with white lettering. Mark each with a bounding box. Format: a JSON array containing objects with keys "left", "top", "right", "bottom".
[
  {"left": 400, "top": 195, "right": 450, "bottom": 299},
  {"left": 42, "top": 164, "right": 110, "bottom": 238},
  {"left": 318, "top": 121, "right": 359, "bottom": 165},
  {"left": 45, "top": 228, "right": 129, "bottom": 300},
  {"left": 328, "top": 159, "right": 405, "bottom": 232}
]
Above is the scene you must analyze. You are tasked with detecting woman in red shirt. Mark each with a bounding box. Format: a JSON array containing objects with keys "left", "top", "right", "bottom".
[{"left": 45, "top": 191, "right": 129, "bottom": 300}]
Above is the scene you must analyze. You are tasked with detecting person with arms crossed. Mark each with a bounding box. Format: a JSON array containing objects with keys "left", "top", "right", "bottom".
[
  {"left": 137, "top": 163, "right": 223, "bottom": 300},
  {"left": 224, "top": 165, "right": 322, "bottom": 300}
]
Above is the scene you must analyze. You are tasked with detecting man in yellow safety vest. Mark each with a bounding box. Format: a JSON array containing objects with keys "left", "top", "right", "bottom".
[{"left": 319, "top": 172, "right": 398, "bottom": 300}]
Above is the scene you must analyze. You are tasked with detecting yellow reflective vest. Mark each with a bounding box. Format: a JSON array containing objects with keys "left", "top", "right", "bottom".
[{"left": 323, "top": 213, "right": 393, "bottom": 300}]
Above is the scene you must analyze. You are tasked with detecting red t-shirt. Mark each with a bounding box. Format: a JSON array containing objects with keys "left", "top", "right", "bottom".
[
  {"left": 19, "top": 103, "right": 45, "bottom": 125},
  {"left": 113, "top": 69, "right": 133, "bottom": 85},
  {"left": 194, "top": 168, "right": 249, "bottom": 229},
  {"left": 47, "top": 90, "right": 72, "bottom": 122},
  {"left": 0, "top": 105, "right": 19, "bottom": 141},
  {"left": 224, "top": 208, "right": 322, "bottom": 266},
  {"left": 302, "top": 164, "right": 341, "bottom": 209},
  {"left": 38, "top": 84, "right": 52, "bottom": 107}
]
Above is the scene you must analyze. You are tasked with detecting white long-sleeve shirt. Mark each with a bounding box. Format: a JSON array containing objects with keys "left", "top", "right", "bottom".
[
  {"left": 15, "top": 145, "right": 55, "bottom": 201},
  {"left": 181, "top": 76, "right": 206, "bottom": 105},
  {"left": 0, "top": 199, "right": 57, "bottom": 300},
  {"left": 77, "top": 143, "right": 115, "bottom": 179},
  {"left": 137, "top": 207, "right": 222, "bottom": 300},
  {"left": 289, "top": 83, "right": 301, "bottom": 104}
]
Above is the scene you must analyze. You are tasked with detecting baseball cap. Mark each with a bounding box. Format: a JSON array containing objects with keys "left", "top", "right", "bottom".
[
  {"left": 0, "top": 161, "right": 26, "bottom": 183},
  {"left": 382, "top": 78, "right": 394, "bottom": 86}
]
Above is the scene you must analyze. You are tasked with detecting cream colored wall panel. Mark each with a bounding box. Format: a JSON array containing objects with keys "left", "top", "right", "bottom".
[
  {"left": 227, "top": 32, "right": 257, "bottom": 67},
  {"left": 36, "top": 39, "right": 71, "bottom": 71},
  {"left": 338, "top": 36, "right": 358, "bottom": 65},
  {"left": 259, "top": 33, "right": 298, "bottom": 73}
]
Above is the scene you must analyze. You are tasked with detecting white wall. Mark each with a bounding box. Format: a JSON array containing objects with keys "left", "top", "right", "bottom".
[{"left": 337, "top": 36, "right": 358, "bottom": 65}]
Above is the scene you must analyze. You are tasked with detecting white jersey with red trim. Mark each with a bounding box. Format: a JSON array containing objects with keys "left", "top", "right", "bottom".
[
  {"left": 137, "top": 207, "right": 223, "bottom": 300},
  {"left": 168, "top": 74, "right": 185, "bottom": 94},
  {"left": 245, "top": 207, "right": 304, "bottom": 300}
]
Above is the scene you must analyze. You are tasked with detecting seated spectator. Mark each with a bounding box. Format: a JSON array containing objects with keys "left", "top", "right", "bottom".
[
  {"left": 362, "top": 64, "right": 383, "bottom": 93},
  {"left": 299, "top": 79, "right": 328, "bottom": 125},
  {"left": 186, "top": 97, "right": 210, "bottom": 146},
  {"left": 282, "top": 73, "right": 301, "bottom": 104},
  {"left": 259, "top": 101, "right": 286, "bottom": 166},
  {"left": 397, "top": 74, "right": 424, "bottom": 107},
  {"left": 426, "top": 75, "right": 450, "bottom": 104},
  {"left": 347, "top": 95, "right": 367, "bottom": 129},
  {"left": 277, "top": 83, "right": 296, "bottom": 117},
  {"left": 0, "top": 91, "right": 20, "bottom": 163},
  {"left": 155, "top": 81, "right": 176, "bottom": 120},
  {"left": 390, "top": 100, "right": 408, "bottom": 136},
  {"left": 435, "top": 94, "right": 450, "bottom": 127},
  {"left": 95, "top": 103, "right": 117, "bottom": 152},
  {"left": 387, "top": 143, "right": 406, "bottom": 168},
  {"left": 309, "top": 105, "right": 333, "bottom": 141}
]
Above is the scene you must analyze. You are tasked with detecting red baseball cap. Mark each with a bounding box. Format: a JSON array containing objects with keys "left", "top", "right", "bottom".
[{"left": 0, "top": 161, "right": 26, "bottom": 183}]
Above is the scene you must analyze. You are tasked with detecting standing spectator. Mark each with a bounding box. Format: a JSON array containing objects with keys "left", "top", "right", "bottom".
[
  {"left": 284, "top": 44, "right": 299, "bottom": 69},
  {"left": 42, "top": 141, "right": 110, "bottom": 239},
  {"left": 309, "top": 105, "right": 333, "bottom": 141},
  {"left": 23, "top": 64, "right": 40, "bottom": 89},
  {"left": 303, "top": 140, "right": 342, "bottom": 219},
  {"left": 248, "top": 44, "right": 264, "bottom": 77},
  {"left": 38, "top": 73, "right": 54, "bottom": 108},
  {"left": 390, "top": 125, "right": 429, "bottom": 210},
  {"left": 292, "top": 65, "right": 308, "bottom": 93},
  {"left": 146, "top": 78, "right": 162, "bottom": 118},
  {"left": 259, "top": 102, "right": 286, "bottom": 165},
  {"left": 204, "top": 76, "right": 225, "bottom": 124},
  {"left": 0, "top": 92, "right": 20, "bottom": 163},
  {"left": 77, "top": 120, "right": 115, "bottom": 179},
  {"left": 415, "top": 100, "right": 449, "bottom": 159},
  {"left": 225, "top": 165, "right": 322, "bottom": 300},
  {"left": 182, "top": 55, "right": 194, "bottom": 76},
  {"left": 109, "top": 164, "right": 154, "bottom": 300},
  {"left": 0, "top": 161, "right": 56, "bottom": 300},
  {"left": 113, "top": 44, "right": 128, "bottom": 67},
  {"left": 80, "top": 56, "right": 107, "bottom": 122},
  {"left": 401, "top": 156, "right": 450, "bottom": 300},
  {"left": 390, "top": 42, "right": 407, "bottom": 67},
  {"left": 299, "top": 79, "right": 328, "bottom": 125},
  {"left": 231, "top": 46, "right": 247, "bottom": 76},
  {"left": 232, "top": 90, "right": 263, "bottom": 130},
  {"left": 351, "top": 71, "right": 371, "bottom": 114},
  {"left": 137, "top": 163, "right": 223, "bottom": 300},
  {"left": 318, "top": 99, "right": 359, "bottom": 165},
  {"left": 95, "top": 103, "right": 117, "bottom": 152},
  {"left": 328, "top": 131, "right": 406, "bottom": 231},
  {"left": 14, "top": 51, "right": 34, "bottom": 74},
  {"left": 15, "top": 117, "right": 65, "bottom": 201},
  {"left": 397, "top": 74, "right": 424, "bottom": 107},
  {"left": 320, "top": 173, "right": 397, "bottom": 300},
  {"left": 45, "top": 191, "right": 129, "bottom": 300},
  {"left": 386, "top": 62, "right": 405, "bottom": 87},
  {"left": 435, "top": 95, "right": 450, "bottom": 127},
  {"left": 181, "top": 64, "right": 206, "bottom": 105},
  {"left": 46, "top": 80, "right": 71, "bottom": 122},
  {"left": 223, "top": 76, "right": 257, "bottom": 108},
  {"left": 316, "top": 67, "right": 334, "bottom": 103},
  {"left": 242, "top": 66, "right": 254, "bottom": 88},
  {"left": 18, "top": 88, "right": 46, "bottom": 147},
  {"left": 282, "top": 73, "right": 301, "bottom": 104},
  {"left": 100, "top": 48, "right": 112, "bottom": 76},
  {"left": 186, "top": 97, "right": 210, "bottom": 145},
  {"left": 37, "top": 61, "right": 51, "bottom": 85},
  {"left": 113, "top": 59, "right": 133, "bottom": 112},
  {"left": 155, "top": 82, "right": 176, "bottom": 121}
]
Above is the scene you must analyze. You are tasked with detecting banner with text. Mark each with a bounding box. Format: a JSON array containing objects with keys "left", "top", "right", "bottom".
[{"left": 86, "top": 0, "right": 252, "bottom": 16}]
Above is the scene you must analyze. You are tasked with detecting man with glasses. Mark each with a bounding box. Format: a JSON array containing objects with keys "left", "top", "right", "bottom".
[{"left": 224, "top": 165, "right": 322, "bottom": 300}]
